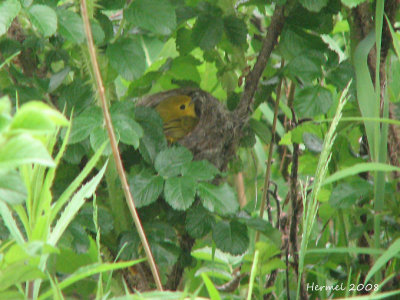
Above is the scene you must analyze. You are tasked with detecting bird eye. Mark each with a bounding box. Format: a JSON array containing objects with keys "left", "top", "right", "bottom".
[{"left": 180, "top": 104, "right": 186, "bottom": 110}]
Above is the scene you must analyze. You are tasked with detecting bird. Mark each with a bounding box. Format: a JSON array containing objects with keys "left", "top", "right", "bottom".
[{"left": 155, "top": 94, "right": 199, "bottom": 143}]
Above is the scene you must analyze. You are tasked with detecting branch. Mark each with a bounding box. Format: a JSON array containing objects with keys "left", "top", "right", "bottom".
[
  {"left": 235, "top": 4, "right": 286, "bottom": 121},
  {"left": 80, "top": 0, "right": 163, "bottom": 291}
]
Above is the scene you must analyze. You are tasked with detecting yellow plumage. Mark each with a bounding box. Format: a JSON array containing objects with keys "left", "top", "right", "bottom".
[{"left": 155, "top": 95, "right": 199, "bottom": 142}]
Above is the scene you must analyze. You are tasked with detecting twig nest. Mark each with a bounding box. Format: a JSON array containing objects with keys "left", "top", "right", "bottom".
[{"left": 137, "top": 88, "right": 241, "bottom": 170}]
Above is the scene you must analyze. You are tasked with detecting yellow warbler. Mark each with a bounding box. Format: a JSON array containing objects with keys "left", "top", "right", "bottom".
[{"left": 155, "top": 95, "right": 199, "bottom": 142}]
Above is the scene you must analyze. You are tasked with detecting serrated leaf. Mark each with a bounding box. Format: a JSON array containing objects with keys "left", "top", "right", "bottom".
[
  {"left": 0, "top": 135, "right": 54, "bottom": 169},
  {"left": 169, "top": 55, "right": 201, "bottom": 84},
  {"left": 286, "top": 52, "right": 324, "bottom": 81},
  {"left": 89, "top": 127, "right": 112, "bottom": 156},
  {"left": 129, "top": 170, "right": 163, "bottom": 208},
  {"left": 176, "top": 27, "right": 196, "bottom": 55},
  {"left": 198, "top": 182, "right": 238, "bottom": 215},
  {"left": 294, "top": 86, "right": 332, "bottom": 118},
  {"left": 299, "top": 0, "right": 329, "bottom": 12},
  {"left": 69, "top": 107, "right": 103, "bottom": 144},
  {"left": 186, "top": 205, "right": 215, "bottom": 238},
  {"left": 0, "top": 0, "right": 21, "bottom": 36},
  {"left": 135, "top": 107, "right": 167, "bottom": 163},
  {"left": 126, "top": 0, "right": 176, "bottom": 35},
  {"left": 0, "top": 170, "right": 27, "bottom": 205},
  {"left": 91, "top": 19, "right": 104, "bottom": 45},
  {"left": 181, "top": 160, "right": 219, "bottom": 181},
  {"left": 57, "top": 9, "right": 85, "bottom": 43},
  {"left": 192, "top": 14, "right": 223, "bottom": 50},
  {"left": 107, "top": 38, "right": 146, "bottom": 81},
  {"left": 212, "top": 220, "right": 249, "bottom": 255},
  {"left": 237, "top": 213, "right": 282, "bottom": 247},
  {"left": 223, "top": 15, "right": 247, "bottom": 46},
  {"left": 111, "top": 103, "right": 143, "bottom": 149},
  {"left": 155, "top": 147, "right": 193, "bottom": 177},
  {"left": 151, "top": 241, "right": 180, "bottom": 269},
  {"left": 280, "top": 27, "right": 327, "bottom": 59},
  {"left": 329, "top": 180, "right": 372, "bottom": 209},
  {"left": 28, "top": 5, "right": 57, "bottom": 37},
  {"left": 164, "top": 176, "right": 197, "bottom": 210}
]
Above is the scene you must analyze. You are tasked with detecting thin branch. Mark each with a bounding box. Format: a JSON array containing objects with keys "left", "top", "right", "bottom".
[
  {"left": 255, "top": 61, "right": 284, "bottom": 242},
  {"left": 80, "top": 0, "right": 163, "bottom": 291},
  {"left": 286, "top": 81, "right": 308, "bottom": 300},
  {"left": 235, "top": 5, "right": 286, "bottom": 121}
]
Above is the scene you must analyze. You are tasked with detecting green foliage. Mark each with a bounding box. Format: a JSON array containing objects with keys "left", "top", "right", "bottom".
[{"left": 1, "top": 0, "right": 400, "bottom": 298}]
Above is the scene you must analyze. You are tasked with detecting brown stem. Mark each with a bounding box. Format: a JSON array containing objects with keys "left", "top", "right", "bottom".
[
  {"left": 235, "top": 5, "right": 286, "bottom": 121},
  {"left": 286, "top": 82, "right": 308, "bottom": 299},
  {"left": 80, "top": 0, "right": 163, "bottom": 291},
  {"left": 235, "top": 172, "right": 248, "bottom": 208},
  {"left": 255, "top": 61, "right": 284, "bottom": 242}
]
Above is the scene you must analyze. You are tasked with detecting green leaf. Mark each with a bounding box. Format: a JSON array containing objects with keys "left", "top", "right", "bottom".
[
  {"left": 181, "top": 160, "right": 219, "bottom": 181},
  {"left": 280, "top": 26, "right": 327, "bottom": 59},
  {"left": 90, "top": 19, "right": 105, "bottom": 45},
  {"left": 150, "top": 241, "right": 180, "bottom": 269},
  {"left": 299, "top": 0, "right": 329, "bottom": 12},
  {"left": 353, "top": 31, "right": 378, "bottom": 160},
  {"left": 69, "top": 107, "right": 103, "bottom": 144},
  {"left": 364, "top": 238, "right": 400, "bottom": 284},
  {"left": 107, "top": 38, "right": 146, "bottom": 81},
  {"left": 201, "top": 273, "right": 222, "bottom": 300},
  {"left": 164, "top": 176, "right": 197, "bottom": 210},
  {"left": 0, "top": 135, "right": 55, "bottom": 169},
  {"left": 126, "top": 0, "right": 176, "bottom": 35},
  {"left": 326, "top": 60, "right": 355, "bottom": 90},
  {"left": 286, "top": 5, "right": 334, "bottom": 34},
  {"left": 294, "top": 86, "right": 332, "bottom": 118},
  {"left": 192, "top": 14, "right": 224, "bottom": 50},
  {"left": 38, "top": 260, "right": 144, "bottom": 300},
  {"left": 186, "top": 205, "right": 215, "bottom": 238},
  {"left": 198, "top": 182, "right": 238, "bottom": 216},
  {"left": 10, "top": 101, "right": 68, "bottom": 133},
  {"left": 303, "top": 132, "right": 323, "bottom": 153},
  {"left": 49, "top": 162, "right": 108, "bottom": 246},
  {"left": 176, "top": 27, "right": 196, "bottom": 55},
  {"left": 329, "top": 180, "right": 372, "bottom": 209},
  {"left": 0, "top": 96, "right": 11, "bottom": 115},
  {"left": 155, "top": 147, "right": 193, "bottom": 177},
  {"left": 28, "top": 5, "right": 57, "bottom": 37},
  {"left": 0, "top": 170, "right": 27, "bottom": 205},
  {"left": 128, "top": 71, "right": 162, "bottom": 98},
  {"left": 169, "top": 55, "right": 201, "bottom": 84},
  {"left": 0, "top": 0, "right": 21, "bottom": 36},
  {"left": 249, "top": 118, "right": 272, "bottom": 145},
  {"left": 223, "top": 15, "right": 247, "bottom": 46},
  {"left": 129, "top": 169, "right": 164, "bottom": 208},
  {"left": 49, "top": 67, "right": 70, "bottom": 92},
  {"left": 51, "top": 142, "right": 107, "bottom": 222},
  {"left": 212, "top": 220, "right": 249, "bottom": 255},
  {"left": 135, "top": 107, "right": 167, "bottom": 163},
  {"left": 57, "top": 9, "right": 85, "bottom": 43},
  {"left": 111, "top": 102, "right": 143, "bottom": 148},
  {"left": 89, "top": 127, "right": 112, "bottom": 156},
  {"left": 286, "top": 52, "right": 324, "bottom": 81},
  {"left": 323, "top": 163, "right": 400, "bottom": 186},
  {"left": 341, "top": 0, "right": 367, "bottom": 8},
  {"left": 0, "top": 263, "right": 45, "bottom": 291}
]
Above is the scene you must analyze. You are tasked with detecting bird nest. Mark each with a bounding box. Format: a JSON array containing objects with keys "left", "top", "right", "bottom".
[{"left": 137, "top": 88, "right": 242, "bottom": 170}]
